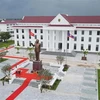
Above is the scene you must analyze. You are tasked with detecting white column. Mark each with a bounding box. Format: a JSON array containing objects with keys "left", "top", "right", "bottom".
[
  {"left": 46, "top": 30, "right": 49, "bottom": 51},
  {"left": 52, "top": 31, "right": 55, "bottom": 51},
  {"left": 69, "top": 30, "right": 74, "bottom": 53},
  {"left": 62, "top": 31, "right": 65, "bottom": 52}
]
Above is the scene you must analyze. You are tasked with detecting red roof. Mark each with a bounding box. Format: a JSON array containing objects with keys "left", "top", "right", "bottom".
[
  {"left": 0, "top": 20, "right": 21, "bottom": 24},
  {"left": 76, "top": 27, "right": 100, "bottom": 29},
  {"left": 20, "top": 15, "right": 100, "bottom": 24},
  {"left": 67, "top": 16, "right": 100, "bottom": 23},
  {"left": 20, "top": 16, "right": 55, "bottom": 23}
]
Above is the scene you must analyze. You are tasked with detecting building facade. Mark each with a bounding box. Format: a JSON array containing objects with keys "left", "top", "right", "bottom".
[
  {"left": 0, "top": 19, "right": 21, "bottom": 39},
  {"left": 12, "top": 14, "right": 100, "bottom": 53}
]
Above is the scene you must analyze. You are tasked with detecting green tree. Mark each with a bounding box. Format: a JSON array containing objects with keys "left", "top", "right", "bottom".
[
  {"left": 1, "top": 64, "right": 11, "bottom": 85},
  {"left": 0, "top": 32, "right": 11, "bottom": 42},
  {"left": 38, "top": 69, "right": 52, "bottom": 92},
  {"left": 56, "top": 55, "right": 64, "bottom": 64}
]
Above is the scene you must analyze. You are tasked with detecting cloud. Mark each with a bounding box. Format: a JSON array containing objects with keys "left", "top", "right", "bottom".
[{"left": 0, "top": 0, "right": 100, "bottom": 18}]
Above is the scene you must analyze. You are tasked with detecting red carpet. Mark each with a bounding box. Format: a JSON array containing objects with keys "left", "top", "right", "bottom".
[
  {"left": 3, "top": 56, "right": 28, "bottom": 69},
  {"left": 6, "top": 68, "right": 52, "bottom": 100},
  {"left": 6, "top": 78, "right": 32, "bottom": 100}
]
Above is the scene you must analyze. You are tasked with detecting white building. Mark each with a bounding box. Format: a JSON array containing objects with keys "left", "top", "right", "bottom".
[
  {"left": 12, "top": 14, "right": 100, "bottom": 53},
  {"left": 0, "top": 19, "right": 21, "bottom": 39}
]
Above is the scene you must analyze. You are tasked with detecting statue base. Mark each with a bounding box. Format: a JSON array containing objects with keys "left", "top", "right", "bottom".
[{"left": 33, "top": 60, "right": 42, "bottom": 71}]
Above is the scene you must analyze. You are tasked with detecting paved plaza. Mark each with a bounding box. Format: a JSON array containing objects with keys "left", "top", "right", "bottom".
[{"left": 0, "top": 47, "right": 99, "bottom": 100}]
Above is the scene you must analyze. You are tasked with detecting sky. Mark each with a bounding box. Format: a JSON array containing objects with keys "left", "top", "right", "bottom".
[{"left": 0, "top": 0, "right": 100, "bottom": 18}]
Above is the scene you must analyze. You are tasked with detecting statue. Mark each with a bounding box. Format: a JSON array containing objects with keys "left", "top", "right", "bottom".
[{"left": 31, "top": 39, "right": 41, "bottom": 61}]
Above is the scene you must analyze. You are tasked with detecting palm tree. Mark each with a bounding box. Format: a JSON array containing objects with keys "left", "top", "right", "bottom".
[
  {"left": 56, "top": 55, "right": 64, "bottom": 64},
  {"left": 1, "top": 64, "right": 11, "bottom": 85},
  {"left": 82, "top": 49, "right": 88, "bottom": 60},
  {"left": 5, "top": 44, "right": 9, "bottom": 52},
  {"left": 27, "top": 47, "right": 34, "bottom": 53},
  {"left": 28, "top": 53, "right": 35, "bottom": 61},
  {"left": 15, "top": 47, "right": 20, "bottom": 54},
  {"left": 82, "top": 49, "right": 88, "bottom": 57}
]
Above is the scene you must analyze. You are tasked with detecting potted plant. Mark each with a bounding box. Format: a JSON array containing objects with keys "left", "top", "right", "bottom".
[{"left": 81, "top": 49, "right": 88, "bottom": 60}]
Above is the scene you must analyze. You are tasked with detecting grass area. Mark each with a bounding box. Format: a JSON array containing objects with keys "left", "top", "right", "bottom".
[
  {"left": 0, "top": 40, "right": 14, "bottom": 48},
  {"left": 42, "top": 79, "right": 61, "bottom": 90},
  {"left": 98, "top": 69, "right": 100, "bottom": 100},
  {"left": 0, "top": 58, "right": 8, "bottom": 62},
  {"left": 50, "top": 79, "right": 61, "bottom": 90}
]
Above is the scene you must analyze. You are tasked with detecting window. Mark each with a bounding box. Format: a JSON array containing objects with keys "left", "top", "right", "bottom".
[
  {"left": 35, "top": 35, "right": 37, "bottom": 39},
  {"left": 29, "top": 41, "right": 31, "bottom": 46},
  {"left": 22, "top": 29, "right": 24, "bottom": 33},
  {"left": 54, "top": 35, "right": 56, "bottom": 40},
  {"left": 41, "top": 42, "right": 43, "bottom": 47},
  {"left": 40, "top": 29, "right": 43, "bottom": 33},
  {"left": 81, "top": 37, "right": 84, "bottom": 41},
  {"left": 41, "top": 35, "right": 43, "bottom": 39},
  {"left": 88, "top": 44, "right": 91, "bottom": 50},
  {"left": 89, "top": 37, "right": 91, "bottom": 42},
  {"left": 89, "top": 31, "right": 92, "bottom": 35},
  {"left": 81, "top": 44, "right": 84, "bottom": 50},
  {"left": 17, "top": 41, "right": 19, "bottom": 46},
  {"left": 34, "top": 29, "right": 37, "bottom": 33},
  {"left": 74, "top": 44, "right": 76, "bottom": 50},
  {"left": 96, "top": 45, "right": 99, "bottom": 51},
  {"left": 67, "top": 43, "right": 69, "bottom": 49},
  {"left": 82, "top": 30, "right": 84, "bottom": 35},
  {"left": 22, "top": 41, "right": 25, "bottom": 46},
  {"left": 97, "top": 31, "right": 100, "bottom": 35},
  {"left": 22, "top": 35, "right": 24, "bottom": 39},
  {"left": 16, "top": 29, "right": 18, "bottom": 33},
  {"left": 17, "top": 35, "right": 19, "bottom": 39},
  {"left": 48, "top": 35, "right": 49, "bottom": 40},
  {"left": 74, "top": 37, "right": 77, "bottom": 41},
  {"left": 67, "top": 37, "right": 69, "bottom": 41},
  {"left": 74, "top": 30, "right": 77, "bottom": 35},
  {"left": 29, "top": 36, "right": 31, "bottom": 39},
  {"left": 96, "top": 37, "right": 99, "bottom": 42}
]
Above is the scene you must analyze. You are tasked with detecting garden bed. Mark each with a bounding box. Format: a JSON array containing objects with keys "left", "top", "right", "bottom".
[
  {"left": 42, "top": 79, "right": 61, "bottom": 90},
  {"left": 0, "top": 58, "right": 8, "bottom": 62},
  {"left": 63, "top": 64, "right": 69, "bottom": 71}
]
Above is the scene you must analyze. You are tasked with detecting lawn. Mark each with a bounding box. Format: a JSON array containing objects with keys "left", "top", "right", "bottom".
[
  {"left": 98, "top": 69, "right": 100, "bottom": 100},
  {"left": 42, "top": 79, "right": 61, "bottom": 90},
  {"left": 0, "top": 40, "right": 14, "bottom": 48}
]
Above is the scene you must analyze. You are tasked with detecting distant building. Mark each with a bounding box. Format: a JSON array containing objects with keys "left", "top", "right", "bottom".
[
  {"left": 0, "top": 19, "right": 21, "bottom": 40},
  {"left": 1, "top": 14, "right": 100, "bottom": 53}
]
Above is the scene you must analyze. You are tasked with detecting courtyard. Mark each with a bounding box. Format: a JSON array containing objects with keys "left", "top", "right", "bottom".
[{"left": 0, "top": 46, "right": 99, "bottom": 100}]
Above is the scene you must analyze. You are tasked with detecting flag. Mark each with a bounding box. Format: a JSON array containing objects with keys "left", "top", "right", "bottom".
[
  {"left": 67, "top": 32, "right": 74, "bottom": 39},
  {"left": 29, "top": 30, "right": 34, "bottom": 36}
]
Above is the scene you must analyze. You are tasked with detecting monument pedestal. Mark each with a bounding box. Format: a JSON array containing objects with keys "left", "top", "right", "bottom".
[{"left": 33, "top": 60, "right": 42, "bottom": 71}]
